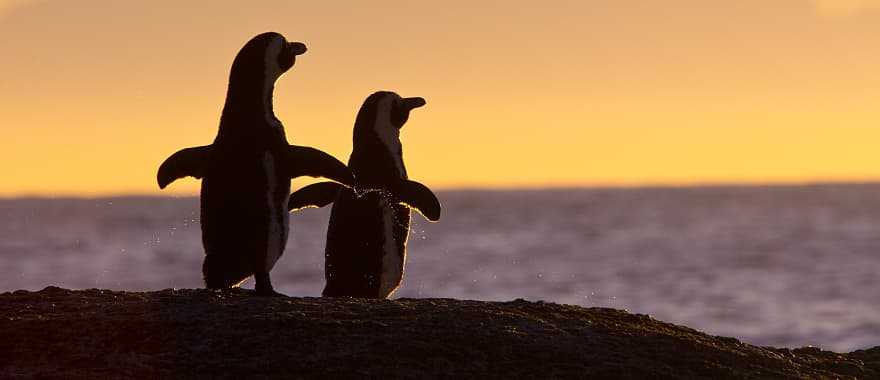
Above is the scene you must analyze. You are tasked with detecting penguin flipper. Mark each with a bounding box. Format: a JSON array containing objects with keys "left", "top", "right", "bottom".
[
  {"left": 288, "top": 182, "right": 343, "bottom": 211},
  {"left": 394, "top": 180, "right": 441, "bottom": 222},
  {"left": 157, "top": 146, "right": 212, "bottom": 189},
  {"left": 286, "top": 145, "right": 355, "bottom": 187}
]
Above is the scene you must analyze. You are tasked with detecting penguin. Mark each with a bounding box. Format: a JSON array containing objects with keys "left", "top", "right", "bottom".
[
  {"left": 287, "top": 91, "right": 441, "bottom": 298},
  {"left": 156, "top": 32, "right": 354, "bottom": 296}
]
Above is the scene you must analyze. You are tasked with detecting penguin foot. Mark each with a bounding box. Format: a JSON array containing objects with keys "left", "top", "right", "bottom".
[{"left": 254, "top": 273, "right": 284, "bottom": 297}]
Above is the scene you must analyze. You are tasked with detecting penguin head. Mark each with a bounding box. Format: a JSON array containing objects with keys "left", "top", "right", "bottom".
[
  {"left": 352, "top": 91, "right": 426, "bottom": 179},
  {"left": 358, "top": 91, "right": 426, "bottom": 132},
  {"left": 388, "top": 93, "right": 427, "bottom": 130},
  {"left": 228, "top": 32, "right": 307, "bottom": 89},
  {"left": 354, "top": 91, "right": 426, "bottom": 148}
]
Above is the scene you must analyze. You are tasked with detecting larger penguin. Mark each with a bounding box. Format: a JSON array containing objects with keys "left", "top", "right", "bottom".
[
  {"left": 288, "top": 91, "right": 441, "bottom": 298},
  {"left": 157, "top": 32, "right": 354, "bottom": 296}
]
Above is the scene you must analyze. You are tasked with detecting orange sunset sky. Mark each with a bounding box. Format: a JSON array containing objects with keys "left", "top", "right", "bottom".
[{"left": 1, "top": 0, "right": 880, "bottom": 196}]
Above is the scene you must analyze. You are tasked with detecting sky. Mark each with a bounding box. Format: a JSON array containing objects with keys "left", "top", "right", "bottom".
[{"left": 1, "top": 0, "right": 879, "bottom": 196}]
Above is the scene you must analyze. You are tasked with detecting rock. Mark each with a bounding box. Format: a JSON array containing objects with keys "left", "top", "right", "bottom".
[{"left": 0, "top": 287, "right": 875, "bottom": 379}]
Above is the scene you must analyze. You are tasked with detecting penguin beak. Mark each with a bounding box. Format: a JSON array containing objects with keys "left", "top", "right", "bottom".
[
  {"left": 391, "top": 97, "right": 426, "bottom": 129},
  {"left": 289, "top": 42, "right": 307, "bottom": 56},
  {"left": 402, "top": 97, "right": 426, "bottom": 111},
  {"left": 278, "top": 42, "right": 307, "bottom": 72}
]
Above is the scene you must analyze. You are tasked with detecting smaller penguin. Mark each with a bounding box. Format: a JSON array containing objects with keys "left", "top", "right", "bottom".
[{"left": 288, "top": 91, "right": 441, "bottom": 298}]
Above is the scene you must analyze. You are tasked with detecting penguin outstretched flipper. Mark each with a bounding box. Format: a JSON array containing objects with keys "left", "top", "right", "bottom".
[
  {"left": 286, "top": 145, "right": 355, "bottom": 187},
  {"left": 288, "top": 182, "right": 343, "bottom": 211},
  {"left": 393, "top": 180, "right": 441, "bottom": 222},
  {"left": 157, "top": 145, "right": 212, "bottom": 189}
]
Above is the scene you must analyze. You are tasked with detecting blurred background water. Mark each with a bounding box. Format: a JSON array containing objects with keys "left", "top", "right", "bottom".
[{"left": 1, "top": 184, "right": 878, "bottom": 352}]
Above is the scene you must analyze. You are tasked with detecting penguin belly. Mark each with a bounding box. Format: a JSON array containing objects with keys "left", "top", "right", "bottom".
[
  {"left": 200, "top": 150, "right": 291, "bottom": 289},
  {"left": 322, "top": 190, "right": 411, "bottom": 298}
]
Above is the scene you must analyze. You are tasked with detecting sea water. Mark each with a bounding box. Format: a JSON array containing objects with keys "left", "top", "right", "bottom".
[{"left": 1, "top": 184, "right": 878, "bottom": 352}]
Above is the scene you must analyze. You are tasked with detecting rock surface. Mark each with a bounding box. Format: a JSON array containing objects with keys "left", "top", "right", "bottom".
[{"left": 0, "top": 287, "right": 877, "bottom": 379}]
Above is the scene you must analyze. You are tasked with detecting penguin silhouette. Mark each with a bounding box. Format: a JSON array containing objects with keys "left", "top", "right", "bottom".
[
  {"left": 288, "top": 91, "right": 441, "bottom": 298},
  {"left": 157, "top": 32, "right": 354, "bottom": 296}
]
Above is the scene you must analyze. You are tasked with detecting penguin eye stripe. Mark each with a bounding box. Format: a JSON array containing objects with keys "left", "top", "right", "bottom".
[
  {"left": 390, "top": 103, "right": 408, "bottom": 128},
  {"left": 277, "top": 46, "right": 293, "bottom": 70}
]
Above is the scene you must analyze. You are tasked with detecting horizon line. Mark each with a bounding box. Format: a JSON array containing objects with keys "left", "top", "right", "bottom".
[{"left": 3, "top": 179, "right": 880, "bottom": 200}]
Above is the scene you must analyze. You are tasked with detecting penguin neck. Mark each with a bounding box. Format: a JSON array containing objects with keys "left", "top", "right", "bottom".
[
  {"left": 217, "top": 76, "right": 286, "bottom": 144},
  {"left": 350, "top": 141, "right": 408, "bottom": 188}
]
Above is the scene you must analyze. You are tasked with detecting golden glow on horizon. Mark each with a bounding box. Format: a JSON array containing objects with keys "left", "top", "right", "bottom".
[{"left": 1, "top": 1, "right": 879, "bottom": 196}]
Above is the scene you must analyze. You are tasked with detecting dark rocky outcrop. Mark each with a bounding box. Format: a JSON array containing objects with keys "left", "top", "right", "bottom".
[{"left": 0, "top": 287, "right": 876, "bottom": 379}]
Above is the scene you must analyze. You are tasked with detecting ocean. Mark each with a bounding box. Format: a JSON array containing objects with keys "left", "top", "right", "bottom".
[{"left": 1, "top": 184, "right": 878, "bottom": 352}]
